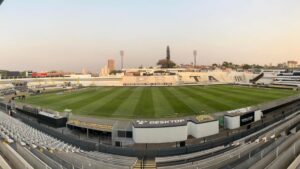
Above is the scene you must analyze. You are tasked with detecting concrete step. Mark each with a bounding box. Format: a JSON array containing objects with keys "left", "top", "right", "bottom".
[{"left": 133, "top": 159, "right": 156, "bottom": 169}]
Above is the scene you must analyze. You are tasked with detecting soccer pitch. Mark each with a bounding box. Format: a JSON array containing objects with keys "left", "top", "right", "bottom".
[{"left": 20, "top": 85, "right": 298, "bottom": 119}]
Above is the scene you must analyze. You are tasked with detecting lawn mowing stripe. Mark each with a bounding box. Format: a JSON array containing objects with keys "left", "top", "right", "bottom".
[
  {"left": 151, "top": 87, "right": 175, "bottom": 117},
  {"left": 76, "top": 87, "right": 128, "bottom": 114},
  {"left": 189, "top": 86, "right": 271, "bottom": 106},
  {"left": 166, "top": 87, "right": 210, "bottom": 115},
  {"left": 133, "top": 87, "right": 156, "bottom": 118},
  {"left": 182, "top": 86, "right": 244, "bottom": 109},
  {"left": 112, "top": 87, "right": 144, "bottom": 117},
  {"left": 177, "top": 86, "right": 232, "bottom": 112},
  {"left": 159, "top": 87, "right": 195, "bottom": 116},
  {"left": 94, "top": 87, "right": 136, "bottom": 116},
  {"left": 206, "top": 86, "right": 290, "bottom": 104},
  {"left": 223, "top": 85, "right": 297, "bottom": 95},
  {"left": 208, "top": 85, "right": 293, "bottom": 100},
  {"left": 204, "top": 86, "right": 291, "bottom": 107},
  {"left": 53, "top": 87, "right": 115, "bottom": 111},
  {"left": 218, "top": 85, "right": 296, "bottom": 97},
  {"left": 24, "top": 88, "right": 99, "bottom": 105},
  {"left": 29, "top": 87, "right": 116, "bottom": 112}
]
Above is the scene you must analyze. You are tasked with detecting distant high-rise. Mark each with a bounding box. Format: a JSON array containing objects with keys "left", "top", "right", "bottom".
[
  {"left": 107, "top": 59, "right": 115, "bottom": 73},
  {"left": 166, "top": 46, "right": 170, "bottom": 61}
]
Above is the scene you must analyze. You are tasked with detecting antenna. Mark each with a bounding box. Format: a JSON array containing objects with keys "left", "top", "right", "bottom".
[
  {"left": 193, "top": 50, "right": 197, "bottom": 68},
  {"left": 120, "top": 50, "right": 124, "bottom": 70}
]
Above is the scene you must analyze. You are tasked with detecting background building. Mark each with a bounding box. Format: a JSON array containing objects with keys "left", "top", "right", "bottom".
[
  {"left": 287, "top": 61, "right": 298, "bottom": 69},
  {"left": 108, "top": 59, "right": 115, "bottom": 73}
]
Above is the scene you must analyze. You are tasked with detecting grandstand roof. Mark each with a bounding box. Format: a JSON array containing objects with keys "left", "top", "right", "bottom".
[
  {"left": 191, "top": 115, "right": 216, "bottom": 123},
  {"left": 67, "top": 119, "right": 113, "bottom": 132}
]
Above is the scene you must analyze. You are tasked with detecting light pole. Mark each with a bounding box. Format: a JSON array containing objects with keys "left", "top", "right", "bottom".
[
  {"left": 193, "top": 50, "right": 197, "bottom": 68},
  {"left": 120, "top": 50, "right": 124, "bottom": 70}
]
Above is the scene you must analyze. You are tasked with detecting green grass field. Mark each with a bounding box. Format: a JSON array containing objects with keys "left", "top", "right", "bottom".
[{"left": 19, "top": 85, "right": 298, "bottom": 119}]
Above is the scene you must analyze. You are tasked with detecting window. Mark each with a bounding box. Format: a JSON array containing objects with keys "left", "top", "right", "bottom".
[
  {"left": 117, "top": 131, "right": 126, "bottom": 137},
  {"left": 126, "top": 131, "right": 133, "bottom": 138}
]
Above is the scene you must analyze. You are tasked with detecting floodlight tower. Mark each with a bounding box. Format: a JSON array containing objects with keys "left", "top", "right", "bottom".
[
  {"left": 193, "top": 50, "right": 197, "bottom": 68},
  {"left": 120, "top": 50, "right": 124, "bottom": 70}
]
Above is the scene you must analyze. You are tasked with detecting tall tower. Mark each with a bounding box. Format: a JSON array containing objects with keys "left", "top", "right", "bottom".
[
  {"left": 193, "top": 50, "right": 197, "bottom": 68},
  {"left": 120, "top": 50, "right": 124, "bottom": 70},
  {"left": 166, "top": 46, "right": 170, "bottom": 61}
]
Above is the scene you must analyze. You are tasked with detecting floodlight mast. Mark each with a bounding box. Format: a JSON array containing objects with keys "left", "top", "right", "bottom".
[
  {"left": 120, "top": 50, "right": 124, "bottom": 70},
  {"left": 193, "top": 50, "right": 197, "bottom": 68}
]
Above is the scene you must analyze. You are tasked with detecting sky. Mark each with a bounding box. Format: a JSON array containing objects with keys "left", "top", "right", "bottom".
[{"left": 0, "top": 0, "right": 300, "bottom": 72}]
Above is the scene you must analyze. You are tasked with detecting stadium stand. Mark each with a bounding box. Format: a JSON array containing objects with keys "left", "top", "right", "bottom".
[
  {"left": 14, "top": 144, "right": 51, "bottom": 169},
  {"left": 0, "top": 141, "right": 33, "bottom": 169},
  {"left": 81, "top": 151, "right": 138, "bottom": 167},
  {"left": 177, "top": 70, "right": 254, "bottom": 84},
  {"left": 155, "top": 145, "right": 236, "bottom": 166},
  {"left": 0, "top": 111, "right": 80, "bottom": 152},
  {"left": 50, "top": 150, "right": 138, "bottom": 169},
  {"left": 123, "top": 75, "right": 178, "bottom": 86},
  {"left": 288, "top": 154, "right": 300, "bottom": 169},
  {"left": 0, "top": 154, "right": 12, "bottom": 169}
]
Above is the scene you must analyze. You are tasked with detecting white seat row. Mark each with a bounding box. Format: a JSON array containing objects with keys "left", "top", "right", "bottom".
[
  {"left": 0, "top": 111, "right": 80, "bottom": 153},
  {"left": 81, "top": 151, "right": 138, "bottom": 167}
]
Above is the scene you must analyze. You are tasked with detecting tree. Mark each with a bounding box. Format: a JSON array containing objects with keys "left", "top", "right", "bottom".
[
  {"left": 242, "top": 64, "right": 251, "bottom": 70},
  {"left": 212, "top": 63, "right": 218, "bottom": 67},
  {"left": 109, "top": 70, "right": 123, "bottom": 75},
  {"left": 157, "top": 59, "right": 176, "bottom": 68}
]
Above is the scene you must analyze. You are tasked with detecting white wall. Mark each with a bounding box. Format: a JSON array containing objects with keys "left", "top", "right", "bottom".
[
  {"left": 224, "top": 115, "right": 240, "bottom": 129},
  {"left": 132, "top": 126, "right": 187, "bottom": 143},
  {"left": 255, "top": 110, "right": 263, "bottom": 121},
  {"left": 188, "top": 121, "right": 219, "bottom": 138},
  {"left": 132, "top": 121, "right": 220, "bottom": 143}
]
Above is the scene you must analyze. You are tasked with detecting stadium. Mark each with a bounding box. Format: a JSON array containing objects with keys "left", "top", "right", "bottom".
[
  {"left": 1, "top": 1, "right": 300, "bottom": 168},
  {"left": 1, "top": 67, "right": 300, "bottom": 169}
]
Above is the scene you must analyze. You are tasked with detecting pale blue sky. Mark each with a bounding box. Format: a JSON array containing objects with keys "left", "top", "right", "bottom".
[{"left": 0, "top": 0, "right": 300, "bottom": 72}]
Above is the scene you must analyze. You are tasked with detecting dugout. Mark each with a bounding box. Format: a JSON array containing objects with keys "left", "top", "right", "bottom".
[{"left": 66, "top": 119, "right": 113, "bottom": 143}]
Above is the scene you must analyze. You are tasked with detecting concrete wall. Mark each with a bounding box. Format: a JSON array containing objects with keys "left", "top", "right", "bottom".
[
  {"left": 132, "top": 125, "right": 188, "bottom": 143},
  {"left": 255, "top": 110, "right": 263, "bottom": 121},
  {"left": 132, "top": 121, "right": 219, "bottom": 143},
  {"left": 224, "top": 115, "right": 240, "bottom": 129},
  {"left": 188, "top": 121, "right": 219, "bottom": 138}
]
